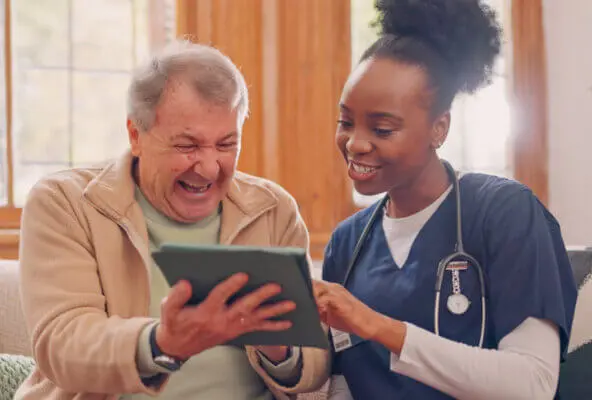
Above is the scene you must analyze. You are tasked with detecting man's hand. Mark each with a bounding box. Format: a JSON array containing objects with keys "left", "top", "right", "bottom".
[{"left": 156, "top": 273, "right": 295, "bottom": 360}]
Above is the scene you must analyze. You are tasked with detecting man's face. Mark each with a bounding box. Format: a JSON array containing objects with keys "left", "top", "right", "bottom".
[{"left": 128, "top": 79, "right": 242, "bottom": 223}]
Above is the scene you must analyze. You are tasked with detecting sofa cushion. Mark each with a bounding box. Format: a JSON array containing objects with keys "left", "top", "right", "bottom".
[
  {"left": 0, "top": 259, "right": 30, "bottom": 356},
  {"left": 557, "top": 249, "right": 592, "bottom": 399},
  {"left": 0, "top": 353, "right": 35, "bottom": 400}
]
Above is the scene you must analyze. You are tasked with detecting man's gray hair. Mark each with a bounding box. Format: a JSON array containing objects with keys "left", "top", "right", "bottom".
[{"left": 127, "top": 40, "right": 249, "bottom": 132}]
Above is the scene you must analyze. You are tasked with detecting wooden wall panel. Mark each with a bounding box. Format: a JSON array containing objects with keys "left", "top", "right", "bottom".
[
  {"left": 0, "top": 230, "right": 19, "bottom": 260},
  {"left": 511, "top": 0, "right": 549, "bottom": 205},
  {"left": 177, "top": 0, "right": 264, "bottom": 177},
  {"left": 177, "top": 0, "right": 354, "bottom": 258},
  {"left": 211, "top": 1, "right": 264, "bottom": 177},
  {"left": 276, "top": 0, "right": 354, "bottom": 257}
]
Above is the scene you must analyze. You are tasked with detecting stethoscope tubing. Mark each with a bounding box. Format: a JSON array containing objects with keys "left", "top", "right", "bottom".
[{"left": 341, "top": 160, "right": 487, "bottom": 348}]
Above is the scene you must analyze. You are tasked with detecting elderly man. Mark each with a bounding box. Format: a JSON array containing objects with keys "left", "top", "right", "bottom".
[{"left": 15, "top": 41, "right": 329, "bottom": 400}]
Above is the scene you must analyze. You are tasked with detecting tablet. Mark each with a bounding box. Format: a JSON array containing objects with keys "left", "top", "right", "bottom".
[{"left": 152, "top": 243, "right": 329, "bottom": 349}]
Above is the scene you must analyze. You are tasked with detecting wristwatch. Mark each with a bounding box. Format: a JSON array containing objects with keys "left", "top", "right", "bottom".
[{"left": 149, "top": 324, "right": 185, "bottom": 372}]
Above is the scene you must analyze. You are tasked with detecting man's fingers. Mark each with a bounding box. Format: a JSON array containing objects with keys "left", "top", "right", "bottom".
[
  {"left": 228, "top": 283, "right": 283, "bottom": 318},
  {"left": 206, "top": 273, "right": 249, "bottom": 306},
  {"left": 161, "top": 280, "right": 193, "bottom": 324},
  {"left": 254, "top": 300, "right": 296, "bottom": 321},
  {"left": 251, "top": 320, "right": 293, "bottom": 332}
]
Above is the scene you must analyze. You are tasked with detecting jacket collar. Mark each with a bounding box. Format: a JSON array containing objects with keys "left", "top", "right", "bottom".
[
  {"left": 219, "top": 172, "right": 278, "bottom": 244},
  {"left": 83, "top": 151, "right": 279, "bottom": 243}
]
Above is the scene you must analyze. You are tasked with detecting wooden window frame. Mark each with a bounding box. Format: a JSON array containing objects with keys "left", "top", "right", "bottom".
[
  {"left": 1, "top": 0, "right": 17, "bottom": 228},
  {"left": 0, "top": 0, "right": 168, "bottom": 232},
  {"left": 0, "top": 0, "right": 550, "bottom": 261}
]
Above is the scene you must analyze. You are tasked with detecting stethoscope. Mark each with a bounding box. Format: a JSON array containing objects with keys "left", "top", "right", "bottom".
[{"left": 341, "top": 160, "right": 486, "bottom": 348}]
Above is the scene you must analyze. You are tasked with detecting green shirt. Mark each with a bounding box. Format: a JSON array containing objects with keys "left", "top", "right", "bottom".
[{"left": 122, "top": 187, "right": 272, "bottom": 400}]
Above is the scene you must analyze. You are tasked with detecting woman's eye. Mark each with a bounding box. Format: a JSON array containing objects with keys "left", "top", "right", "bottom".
[
  {"left": 374, "top": 128, "right": 394, "bottom": 136},
  {"left": 337, "top": 120, "right": 353, "bottom": 129}
]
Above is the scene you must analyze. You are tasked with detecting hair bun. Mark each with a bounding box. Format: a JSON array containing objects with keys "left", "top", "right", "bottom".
[{"left": 375, "top": 0, "right": 503, "bottom": 93}]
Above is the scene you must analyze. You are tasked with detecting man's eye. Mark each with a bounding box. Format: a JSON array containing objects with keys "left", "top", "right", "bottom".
[
  {"left": 174, "top": 144, "right": 196, "bottom": 152},
  {"left": 218, "top": 142, "right": 237, "bottom": 149}
]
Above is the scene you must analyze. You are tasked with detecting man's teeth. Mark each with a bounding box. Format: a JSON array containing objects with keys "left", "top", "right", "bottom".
[
  {"left": 351, "top": 162, "right": 377, "bottom": 174},
  {"left": 181, "top": 181, "right": 211, "bottom": 193}
]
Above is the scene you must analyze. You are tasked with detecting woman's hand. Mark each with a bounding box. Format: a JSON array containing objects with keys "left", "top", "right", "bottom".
[
  {"left": 313, "top": 280, "right": 407, "bottom": 354},
  {"left": 156, "top": 273, "right": 295, "bottom": 360},
  {"left": 313, "top": 280, "right": 385, "bottom": 340}
]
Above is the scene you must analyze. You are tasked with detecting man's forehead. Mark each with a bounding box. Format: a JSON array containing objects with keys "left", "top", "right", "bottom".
[
  {"left": 168, "top": 130, "right": 239, "bottom": 142},
  {"left": 153, "top": 99, "right": 241, "bottom": 134}
]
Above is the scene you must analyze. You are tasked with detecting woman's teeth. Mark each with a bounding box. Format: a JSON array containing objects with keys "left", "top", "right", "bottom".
[
  {"left": 180, "top": 181, "right": 212, "bottom": 193},
  {"left": 351, "top": 162, "right": 377, "bottom": 174}
]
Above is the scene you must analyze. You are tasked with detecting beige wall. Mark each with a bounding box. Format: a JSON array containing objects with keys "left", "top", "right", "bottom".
[{"left": 545, "top": 0, "right": 592, "bottom": 246}]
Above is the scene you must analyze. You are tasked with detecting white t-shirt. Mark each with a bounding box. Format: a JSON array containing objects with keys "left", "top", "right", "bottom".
[{"left": 329, "top": 183, "right": 560, "bottom": 400}]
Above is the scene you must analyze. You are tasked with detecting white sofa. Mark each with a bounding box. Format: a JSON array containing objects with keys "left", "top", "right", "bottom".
[
  {"left": 0, "top": 259, "right": 30, "bottom": 357},
  {"left": 0, "top": 259, "right": 327, "bottom": 399},
  {"left": 7, "top": 251, "right": 589, "bottom": 399},
  {"left": 0, "top": 260, "right": 34, "bottom": 399}
]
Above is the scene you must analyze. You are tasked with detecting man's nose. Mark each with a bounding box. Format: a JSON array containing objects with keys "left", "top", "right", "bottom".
[{"left": 192, "top": 154, "right": 220, "bottom": 181}]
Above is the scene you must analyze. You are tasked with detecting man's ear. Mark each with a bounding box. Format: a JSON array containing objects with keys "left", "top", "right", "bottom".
[
  {"left": 127, "top": 119, "right": 141, "bottom": 156},
  {"left": 431, "top": 111, "right": 451, "bottom": 149}
]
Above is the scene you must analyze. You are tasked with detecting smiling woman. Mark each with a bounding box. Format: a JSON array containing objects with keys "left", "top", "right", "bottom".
[
  {"left": 350, "top": 0, "right": 513, "bottom": 207},
  {"left": 336, "top": 57, "right": 450, "bottom": 201},
  {"left": 318, "top": 1, "right": 574, "bottom": 399}
]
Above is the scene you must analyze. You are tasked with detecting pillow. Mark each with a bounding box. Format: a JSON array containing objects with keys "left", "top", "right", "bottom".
[{"left": 0, "top": 354, "right": 34, "bottom": 400}]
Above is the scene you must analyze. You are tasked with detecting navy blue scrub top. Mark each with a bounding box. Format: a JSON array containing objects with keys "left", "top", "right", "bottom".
[{"left": 323, "top": 173, "right": 577, "bottom": 400}]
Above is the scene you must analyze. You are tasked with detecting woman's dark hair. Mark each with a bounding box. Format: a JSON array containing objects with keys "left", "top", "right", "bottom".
[{"left": 362, "top": 0, "right": 502, "bottom": 115}]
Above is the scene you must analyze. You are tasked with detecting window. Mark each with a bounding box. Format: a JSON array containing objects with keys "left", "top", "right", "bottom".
[
  {"left": 0, "top": 0, "right": 175, "bottom": 217},
  {"left": 351, "top": 0, "right": 512, "bottom": 207},
  {"left": 1, "top": 0, "right": 8, "bottom": 205}
]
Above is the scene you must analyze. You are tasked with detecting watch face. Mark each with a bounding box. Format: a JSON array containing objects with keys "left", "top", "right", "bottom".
[
  {"left": 154, "top": 354, "right": 182, "bottom": 371},
  {"left": 447, "top": 293, "right": 470, "bottom": 315}
]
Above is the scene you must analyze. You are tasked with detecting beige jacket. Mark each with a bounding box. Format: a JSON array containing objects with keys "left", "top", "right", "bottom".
[{"left": 15, "top": 153, "right": 330, "bottom": 400}]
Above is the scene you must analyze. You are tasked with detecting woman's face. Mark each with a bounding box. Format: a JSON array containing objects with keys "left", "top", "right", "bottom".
[{"left": 336, "top": 57, "right": 448, "bottom": 196}]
